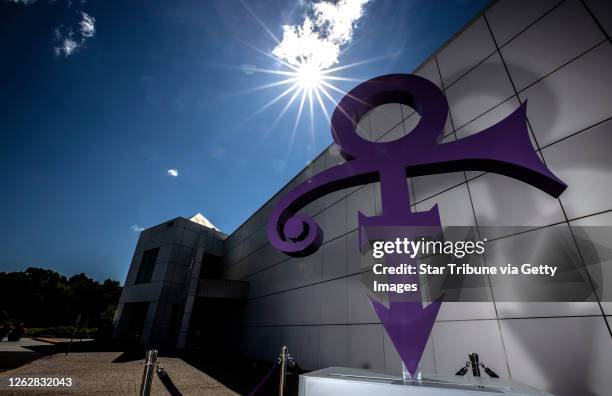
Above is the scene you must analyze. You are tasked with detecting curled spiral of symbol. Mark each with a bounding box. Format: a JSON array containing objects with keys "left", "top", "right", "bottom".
[
  {"left": 268, "top": 210, "right": 323, "bottom": 257},
  {"left": 284, "top": 215, "right": 314, "bottom": 240},
  {"left": 284, "top": 214, "right": 322, "bottom": 252}
]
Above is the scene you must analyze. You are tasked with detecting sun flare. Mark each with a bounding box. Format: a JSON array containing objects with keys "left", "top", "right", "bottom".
[{"left": 296, "top": 62, "right": 323, "bottom": 90}]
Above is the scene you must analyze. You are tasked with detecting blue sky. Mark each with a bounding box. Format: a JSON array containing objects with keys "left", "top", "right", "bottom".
[{"left": 0, "top": 0, "right": 489, "bottom": 282}]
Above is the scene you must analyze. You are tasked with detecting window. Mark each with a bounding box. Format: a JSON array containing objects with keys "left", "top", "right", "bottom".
[
  {"left": 135, "top": 248, "right": 159, "bottom": 284},
  {"left": 199, "top": 254, "right": 223, "bottom": 278}
]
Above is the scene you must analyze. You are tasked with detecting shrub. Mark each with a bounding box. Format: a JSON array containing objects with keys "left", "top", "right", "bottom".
[{"left": 26, "top": 326, "right": 98, "bottom": 339}]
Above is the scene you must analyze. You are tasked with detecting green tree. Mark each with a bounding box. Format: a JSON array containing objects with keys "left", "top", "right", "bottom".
[{"left": 0, "top": 268, "right": 122, "bottom": 331}]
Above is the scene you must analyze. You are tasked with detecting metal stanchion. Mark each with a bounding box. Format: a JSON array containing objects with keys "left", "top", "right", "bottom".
[
  {"left": 279, "top": 346, "right": 288, "bottom": 396},
  {"left": 140, "top": 349, "right": 158, "bottom": 396},
  {"left": 248, "top": 345, "right": 296, "bottom": 396},
  {"left": 65, "top": 314, "right": 82, "bottom": 356}
]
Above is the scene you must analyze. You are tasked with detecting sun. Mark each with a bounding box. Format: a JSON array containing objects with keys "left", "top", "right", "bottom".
[
  {"left": 232, "top": 57, "right": 368, "bottom": 151},
  {"left": 296, "top": 62, "right": 323, "bottom": 91}
]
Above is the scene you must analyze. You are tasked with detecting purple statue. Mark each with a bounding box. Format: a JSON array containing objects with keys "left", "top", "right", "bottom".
[{"left": 267, "top": 74, "right": 566, "bottom": 377}]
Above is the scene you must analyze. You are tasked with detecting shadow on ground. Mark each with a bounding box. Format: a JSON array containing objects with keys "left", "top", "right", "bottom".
[
  {"left": 183, "top": 353, "right": 304, "bottom": 396},
  {"left": 0, "top": 351, "right": 42, "bottom": 372},
  {"left": 1, "top": 339, "right": 305, "bottom": 395}
]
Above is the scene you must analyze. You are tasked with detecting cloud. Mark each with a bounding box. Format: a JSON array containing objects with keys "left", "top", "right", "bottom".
[
  {"left": 54, "top": 12, "right": 96, "bottom": 57},
  {"left": 54, "top": 32, "right": 78, "bottom": 57},
  {"left": 79, "top": 12, "right": 95, "bottom": 38},
  {"left": 272, "top": 0, "right": 370, "bottom": 70},
  {"left": 130, "top": 225, "right": 144, "bottom": 233},
  {"left": 7, "top": 0, "right": 38, "bottom": 5},
  {"left": 167, "top": 168, "right": 179, "bottom": 177},
  {"left": 7, "top": 0, "right": 96, "bottom": 57}
]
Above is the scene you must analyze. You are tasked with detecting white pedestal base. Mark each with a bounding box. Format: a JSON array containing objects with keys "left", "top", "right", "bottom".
[{"left": 298, "top": 367, "right": 553, "bottom": 396}]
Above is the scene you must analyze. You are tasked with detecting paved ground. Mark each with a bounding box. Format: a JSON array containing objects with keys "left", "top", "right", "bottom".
[
  {"left": 0, "top": 338, "right": 50, "bottom": 353},
  {"left": 0, "top": 351, "right": 238, "bottom": 395}
]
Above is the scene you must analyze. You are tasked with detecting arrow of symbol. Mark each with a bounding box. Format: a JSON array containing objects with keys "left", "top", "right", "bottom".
[
  {"left": 370, "top": 298, "right": 442, "bottom": 376},
  {"left": 360, "top": 220, "right": 444, "bottom": 378}
]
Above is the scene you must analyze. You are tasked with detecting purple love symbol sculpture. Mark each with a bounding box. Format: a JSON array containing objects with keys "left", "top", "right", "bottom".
[{"left": 267, "top": 74, "right": 566, "bottom": 377}]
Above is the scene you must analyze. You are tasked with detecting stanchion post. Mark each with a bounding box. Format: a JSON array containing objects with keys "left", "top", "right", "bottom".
[
  {"left": 279, "top": 346, "right": 288, "bottom": 396},
  {"left": 65, "top": 314, "right": 81, "bottom": 356},
  {"left": 140, "top": 349, "right": 158, "bottom": 396}
]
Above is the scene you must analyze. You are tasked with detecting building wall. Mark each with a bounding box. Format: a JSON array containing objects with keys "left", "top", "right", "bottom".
[
  {"left": 114, "top": 217, "right": 226, "bottom": 345},
  {"left": 220, "top": 1, "right": 612, "bottom": 395}
]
